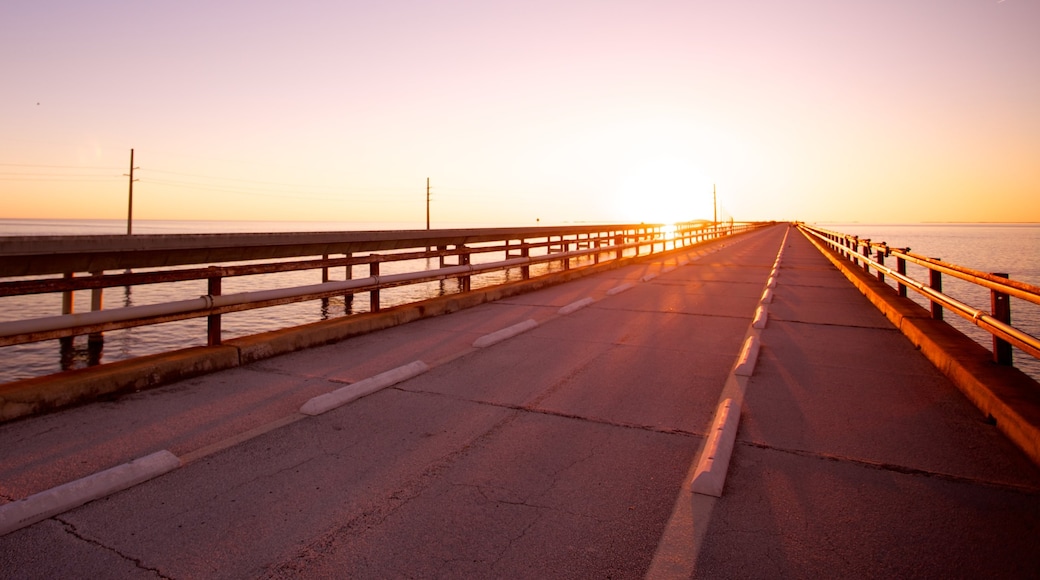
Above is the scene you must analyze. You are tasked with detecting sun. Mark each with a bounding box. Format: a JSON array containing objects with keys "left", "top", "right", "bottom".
[{"left": 612, "top": 157, "right": 714, "bottom": 224}]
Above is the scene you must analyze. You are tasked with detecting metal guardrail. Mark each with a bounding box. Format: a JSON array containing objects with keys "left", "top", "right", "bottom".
[
  {"left": 0, "top": 222, "right": 767, "bottom": 353},
  {"left": 798, "top": 223, "right": 1040, "bottom": 365}
]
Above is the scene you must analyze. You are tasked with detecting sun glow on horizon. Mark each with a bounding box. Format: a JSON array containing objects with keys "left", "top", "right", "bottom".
[{"left": 612, "top": 157, "right": 714, "bottom": 224}]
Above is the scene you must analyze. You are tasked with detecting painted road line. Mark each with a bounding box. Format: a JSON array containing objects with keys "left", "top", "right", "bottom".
[
  {"left": 0, "top": 450, "right": 181, "bottom": 537},
  {"left": 691, "top": 398, "right": 742, "bottom": 497},
  {"left": 752, "top": 304, "right": 769, "bottom": 329},
  {"left": 733, "top": 334, "right": 761, "bottom": 377},
  {"left": 606, "top": 282, "right": 635, "bottom": 296},
  {"left": 640, "top": 272, "right": 659, "bottom": 282},
  {"left": 472, "top": 319, "right": 539, "bottom": 348},
  {"left": 300, "top": 360, "right": 430, "bottom": 416},
  {"left": 558, "top": 297, "right": 595, "bottom": 315}
]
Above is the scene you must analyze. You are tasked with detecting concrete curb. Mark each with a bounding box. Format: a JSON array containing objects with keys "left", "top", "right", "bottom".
[
  {"left": 733, "top": 334, "right": 762, "bottom": 377},
  {"left": 0, "top": 450, "right": 180, "bottom": 537},
  {"left": 690, "top": 398, "right": 741, "bottom": 497},
  {"left": 473, "top": 319, "right": 539, "bottom": 348},
  {"left": 606, "top": 282, "right": 636, "bottom": 296},
  {"left": 752, "top": 304, "right": 769, "bottom": 329},
  {"left": 0, "top": 346, "right": 240, "bottom": 423},
  {"left": 558, "top": 297, "right": 595, "bottom": 315},
  {"left": 800, "top": 227, "right": 1040, "bottom": 467},
  {"left": 300, "top": 361, "right": 430, "bottom": 416}
]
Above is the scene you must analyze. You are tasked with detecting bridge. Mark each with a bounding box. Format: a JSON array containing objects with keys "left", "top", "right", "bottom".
[{"left": 1, "top": 223, "right": 1039, "bottom": 577}]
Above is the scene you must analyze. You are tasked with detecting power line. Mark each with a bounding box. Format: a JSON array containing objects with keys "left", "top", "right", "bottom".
[
  {"left": 0, "top": 172, "right": 121, "bottom": 178},
  {"left": 0, "top": 163, "right": 123, "bottom": 170},
  {"left": 142, "top": 178, "right": 416, "bottom": 203},
  {"left": 0, "top": 177, "right": 121, "bottom": 182}
]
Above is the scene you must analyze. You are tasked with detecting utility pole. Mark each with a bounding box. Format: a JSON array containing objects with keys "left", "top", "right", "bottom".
[
  {"left": 713, "top": 183, "right": 717, "bottom": 228},
  {"left": 426, "top": 177, "right": 431, "bottom": 230},
  {"left": 125, "top": 149, "right": 139, "bottom": 235}
]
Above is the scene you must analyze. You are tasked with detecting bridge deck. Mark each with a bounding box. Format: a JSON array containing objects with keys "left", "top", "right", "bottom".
[{"left": 2, "top": 224, "right": 1038, "bottom": 578}]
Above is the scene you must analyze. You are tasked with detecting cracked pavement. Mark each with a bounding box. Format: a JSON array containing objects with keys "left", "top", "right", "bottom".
[
  {"left": 1, "top": 227, "right": 772, "bottom": 578},
  {"left": 3, "top": 224, "right": 1039, "bottom": 578}
]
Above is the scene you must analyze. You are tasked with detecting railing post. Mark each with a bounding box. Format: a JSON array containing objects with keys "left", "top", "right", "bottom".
[
  {"left": 860, "top": 239, "right": 871, "bottom": 273},
  {"left": 345, "top": 253, "right": 354, "bottom": 311},
  {"left": 875, "top": 248, "right": 885, "bottom": 283},
  {"left": 896, "top": 257, "right": 907, "bottom": 297},
  {"left": 89, "top": 270, "right": 104, "bottom": 346},
  {"left": 929, "top": 261, "right": 943, "bottom": 320},
  {"left": 207, "top": 269, "right": 222, "bottom": 346},
  {"left": 62, "top": 272, "right": 75, "bottom": 315},
  {"left": 991, "top": 273, "right": 1012, "bottom": 365},
  {"left": 521, "top": 245, "right": 530, "bottom": 279},
  {"left": 321, "top": 254, "right": 329, "bottom": 283},
  {"left": 370, "top": 260, "right": 380, "bottom": 312},
  {"left": 459, "top": 245, "right": 471, "bottom": 291},
  {"left": 59, "top": 272, "right": 76, "bottom": 357}
]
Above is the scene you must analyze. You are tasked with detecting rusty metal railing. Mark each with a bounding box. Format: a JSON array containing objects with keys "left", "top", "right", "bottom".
[
  {"left": 0, "top": 222, "right": 766, "bottom": 359},
  {"left": 798, "top": 223, "right": 1040, "bottom": 366}
]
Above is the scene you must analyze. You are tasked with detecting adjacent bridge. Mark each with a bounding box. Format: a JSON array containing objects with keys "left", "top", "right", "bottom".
[{"left": 1, "top": 223, "right": 1039, "bottom": 578}]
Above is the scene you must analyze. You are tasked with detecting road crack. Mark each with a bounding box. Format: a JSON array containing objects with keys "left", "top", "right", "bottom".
[
  {"left": 742, "top": 440, "right": 1040, "bottom": 494},
  {"left": 56, "top": 517, "right": 172, "bottom": 579}
]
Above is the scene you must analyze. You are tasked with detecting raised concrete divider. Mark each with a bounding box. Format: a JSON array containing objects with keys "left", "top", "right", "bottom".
[
  {"left": 473, "top": 319, "right": 539, "bottom": 348},
  {"left": 300, "top": 361, "right": 430, "bottom": 416},
  {"left": 0, "top": 450, "right": 181, "bottom": 537},
  {"left": 690, "top": 398, "right": 741, "bottom": 497},
  {"left": 606, "top": 282, "right": 636, "bottom": 296},
  {"left": 0, "top": 346, "right": 241, "bottom": 423},
  {"left": 558, "top": 297, "right": 595, "bottom": 315}
]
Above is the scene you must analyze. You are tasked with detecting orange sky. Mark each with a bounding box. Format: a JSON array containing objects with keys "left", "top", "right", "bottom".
[{"left": 2, "top": 0, "right": 1038, "bottom": 226}]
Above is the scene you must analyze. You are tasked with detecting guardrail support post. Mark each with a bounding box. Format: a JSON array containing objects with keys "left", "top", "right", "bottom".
[
  {"left": 321, "top": 254, "right": 329, "bottom": 283},
  {"left": 875, "top": 249, "right": 885, "bottom": 283},
  {"left": 929, "top": 263, "right": 943, "bottom": 320},
  {"left": 345, "top": 253, "right": 354, "bottom": 311},
  {"left": 459, "top": 246, "right": 471, "bottom": 291},
  {"left": 991, "top": 273, "right": 1012, "bottom": 365},
  {"left": 89, "top": 271, "right": 104, "bottom": 346},
  {"left": 62, "top": 272, "right": 75, "bottom": 315},
  {"left": 207, "top": 271, "right": 222, "bottom": 346},
  {"left": 370, "top": 261, "right": 380, "bottom": 312},
  {"left": 521, "top": 245, "right": 530, "bottom": 279},
  {"left": 860, "top": 240, "right": 871, "bottom": 273},
  {"left": 896, "top": 257, "right": 907, "bottom": 297}
]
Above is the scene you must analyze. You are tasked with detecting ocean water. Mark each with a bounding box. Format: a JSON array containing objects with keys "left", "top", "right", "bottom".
[
  {"left": 2, "top": 220, "right": 1039, "bottom": 383},
  {"left": 821, "top": 223, "right": 1040, "bottom": 380}
]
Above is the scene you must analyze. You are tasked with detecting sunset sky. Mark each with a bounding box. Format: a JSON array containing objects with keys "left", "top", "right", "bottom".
[{"left": 2, "top": 0, "right": 1038, "bottom": 226}]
